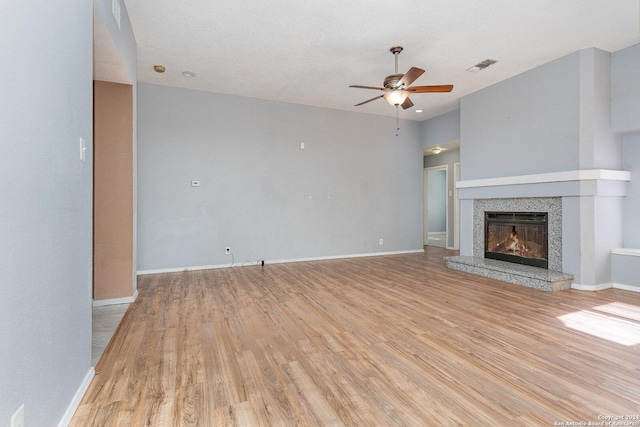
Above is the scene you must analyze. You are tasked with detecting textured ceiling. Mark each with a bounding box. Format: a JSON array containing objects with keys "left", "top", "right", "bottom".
[{"left": 121, "top": 0, "right": 639, "bottom": 120}]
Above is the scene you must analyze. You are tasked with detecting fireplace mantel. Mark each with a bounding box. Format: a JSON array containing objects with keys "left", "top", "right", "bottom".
[{"left": 457, "top": 169, "right": 630, "bottom": 191}]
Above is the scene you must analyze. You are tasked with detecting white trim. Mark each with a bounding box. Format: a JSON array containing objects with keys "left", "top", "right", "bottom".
[
  {"left": 423, "top": 168, "right": 428, "bottom": 245},
  {"left": 612, "top": 282, "right": 640, "bottom": 292},
  {"left": 611, "top": 248, "right": 640, "bottom": 257},
  {"left": 571, "top": 282, "right": 613, "bottom": 291},
  {"left": 92, "top": 289, "right": 138, "bottom": 307},
  {"left": 456, "top": 169, "right": 631, "bottom": 189},
  {"left": 453, "top": 162, "right": 460, "bottom": 251},
  {"left": 570, "top": 282, "right": 640, "bottom": 292},
  {"left": 137, "top": 249, "right": 425, "bottom": 275},
  {"left": 265, "top": 249, "right": 425, "bottom": 266},
  {"left": 424, "top": 165, "right": 449, "bottom": 248},
  {"left": 58, "top": 367, "right": 94, "bottom": 427},
  {"left": 138, "top": 263, "right": 234, "bottom": 275}
]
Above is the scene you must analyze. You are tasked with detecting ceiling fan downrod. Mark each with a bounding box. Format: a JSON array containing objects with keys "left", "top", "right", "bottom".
[{"left": 390, "top": 46, "right": 403, "bottom": 75}]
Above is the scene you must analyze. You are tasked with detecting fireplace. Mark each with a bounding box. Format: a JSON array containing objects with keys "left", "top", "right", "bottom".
[{"left": 484, "top": 211, "right": 548, "bottom": 269}]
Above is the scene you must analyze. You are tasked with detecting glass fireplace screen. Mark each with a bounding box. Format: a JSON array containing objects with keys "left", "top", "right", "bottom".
[{"left": 484, "top": 211, "right": 548, "bottom": 269}]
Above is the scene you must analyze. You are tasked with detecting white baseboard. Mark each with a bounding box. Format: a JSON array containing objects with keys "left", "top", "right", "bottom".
[
  {"left": 137, "top": 263, "right": 231, "bottom": 275},
  {"left": 571, "top": 282, "right": 640, "bottom": 292},
  {"left": 612, "top": 282, "right": 640, "bottom": 292},
  {"left": 571, "top": 282, "right": 613, "bottom": 291},
  {"left": 265, "top": 249, "right": 425, "bottom": 266},
  {"left": 93, "top": 289, "right": 138, "bottom": 307},
  {"left": 58, "top": 367, "right": 94, "bottom": 427},
  {"left": 611, "top": 248, "right": 640, "bottom": 256},
  {"left": 137, "top": 249, "right": 425, "bottom": 276}
]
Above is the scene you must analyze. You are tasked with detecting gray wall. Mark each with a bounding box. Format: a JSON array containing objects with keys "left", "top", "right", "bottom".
[
  {"left": 614, "top": 44, "right": 640, "bottom": 248},
  {"left": 0, "top": 1, "right": 93, "bottom": 425},
  {"left": 581, "top": 48, "right": 622, "bottom": 170},
  {"left": 460, "top": 52, "right": 582, "bottom": 180},
  {"left": 421, "top": 109, "right": 460, "bottom": 148},
  {"left": 137, "top": 83, "right": 424, "bottom": 271},
  {"left": 460, "top": 48, "right": 622, "bottom": 181},
  {"left": 612, "top": 43, "right": 640, "bottom": 290},
  {"left": 612, "top": 43, "right": 640, "bottom": 133},
  {"left": 622, "top": 134, "right": 640, "bottom": 247}
]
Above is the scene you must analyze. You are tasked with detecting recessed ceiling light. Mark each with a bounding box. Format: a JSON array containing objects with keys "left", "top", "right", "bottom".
[
  {"left": 182, "top": 71, "right": 196, "bottom": 78},
  {"left": 415, "top": 109, "right": 423, "bottom": 113},
  {"left": 153, "top": 65, "right": 166, "bottom": 73}
]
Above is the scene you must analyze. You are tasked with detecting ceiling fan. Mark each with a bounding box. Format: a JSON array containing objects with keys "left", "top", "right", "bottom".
[{"left": 350, "top": 46, "right": 453, "bottom": 110}]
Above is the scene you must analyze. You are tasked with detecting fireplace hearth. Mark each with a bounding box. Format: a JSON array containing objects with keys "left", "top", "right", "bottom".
[
  {"left": 447, "top": 197, "right": 569, "bottom": 291},
  {"left": 484, "top": 211, "right": 548, "bottom": 269}
]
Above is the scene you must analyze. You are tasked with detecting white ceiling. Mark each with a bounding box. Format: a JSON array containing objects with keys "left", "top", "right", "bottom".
[{"left": 120, "top": 0, "right": 639, "bottom": 121}]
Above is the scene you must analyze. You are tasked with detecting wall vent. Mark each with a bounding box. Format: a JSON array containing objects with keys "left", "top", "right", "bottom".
[{"left": 466, "top": 59, "right": 498, "bottom": 72}]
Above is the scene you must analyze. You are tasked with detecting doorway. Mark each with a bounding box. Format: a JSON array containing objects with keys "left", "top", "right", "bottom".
[
  {"left": 423, "top": 166, "right": 448, "bottom": 248},
  {"left": 92, "top": 3, "right": 136, "bottom": 367}
]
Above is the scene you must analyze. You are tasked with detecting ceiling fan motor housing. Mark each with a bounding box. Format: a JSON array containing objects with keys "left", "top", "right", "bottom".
[{"left": 384, "top": 74, "right": 404, "bottom": 89}]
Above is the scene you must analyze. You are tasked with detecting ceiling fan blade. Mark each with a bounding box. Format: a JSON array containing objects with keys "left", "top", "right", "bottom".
[
  {"left": 407, "top": 85, "right": 454, "bottom": 93},
  {"left": 354, "top": 94, "right": 384, "bottom": 106},
  {"left": 401, "top": 97, "right": 414, "bottom": 110},
  {"left": 349, "top": 85, "right": 386, "bottom": 91},
  {"left": 398, "top": 67, "right": 425, "bottom": 88}
]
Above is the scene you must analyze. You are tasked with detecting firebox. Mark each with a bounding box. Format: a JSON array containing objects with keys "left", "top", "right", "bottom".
[{"left": 484, "top": 211, "right": 548, "bottom": 269}]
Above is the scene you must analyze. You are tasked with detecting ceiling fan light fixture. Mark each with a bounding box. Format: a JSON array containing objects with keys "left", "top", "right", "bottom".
[{"left": 384, "top": 90, "right": 409, "bottom": 106}]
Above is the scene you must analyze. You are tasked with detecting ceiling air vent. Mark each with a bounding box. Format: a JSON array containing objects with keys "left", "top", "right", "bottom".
[{"left": 466, "top": 59, "right": 498, "bottom": 73}]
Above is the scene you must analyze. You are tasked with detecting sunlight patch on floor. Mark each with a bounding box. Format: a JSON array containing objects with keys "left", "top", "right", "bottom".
[
  {"left": 558, "top": 304, "right": 640, "bottom": 346},
  {"left": 593, "top": 301, "right": 640, "bottom": 322}
]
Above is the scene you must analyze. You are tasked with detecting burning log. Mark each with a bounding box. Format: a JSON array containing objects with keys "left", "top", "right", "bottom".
[{"left": 493, "top": 226, "right": 528, "bottom": 255}]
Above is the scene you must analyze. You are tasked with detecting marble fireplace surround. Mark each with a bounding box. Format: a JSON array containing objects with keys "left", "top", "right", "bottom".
[
  {"left": 449, "top": 169, "right": 631, "bottom": 290},
  {"left": 473, "top": 197, "right": 562, "bottom": 271}
]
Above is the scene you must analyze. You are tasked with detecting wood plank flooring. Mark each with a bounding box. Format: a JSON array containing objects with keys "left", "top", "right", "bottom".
[{"left": 71, "top": 247, "right": 640, "bottom": 426}]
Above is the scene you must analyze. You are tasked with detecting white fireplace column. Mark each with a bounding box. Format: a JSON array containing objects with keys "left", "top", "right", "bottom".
[{"left": 562, "top": 194, "right": 624, "bottom": 289}]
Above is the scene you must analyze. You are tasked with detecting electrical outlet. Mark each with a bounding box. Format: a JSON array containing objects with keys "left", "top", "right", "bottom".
[
  {"left": 379, "top": 238, "right": 384, "bottom": 245},
  {"left": 11, "top": 404, "right": 24, "bottom": 427},
  {"left": 225, "top": 247, "right": 231, "bottom": 254}
]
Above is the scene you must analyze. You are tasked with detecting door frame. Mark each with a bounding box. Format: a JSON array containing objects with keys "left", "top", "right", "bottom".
[
  {"left": 453, "top": 162, "right": 460, "bottom": 250},
  {"left": 423, "top": 165, "right": 449, "bottom": 247}
]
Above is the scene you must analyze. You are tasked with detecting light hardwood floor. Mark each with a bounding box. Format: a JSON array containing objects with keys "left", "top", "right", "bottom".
[{"left": 71, "top": 247, "right": 640, "bottom": 426}]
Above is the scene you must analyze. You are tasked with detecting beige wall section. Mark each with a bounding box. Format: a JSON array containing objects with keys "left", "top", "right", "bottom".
[{"left": 94, "top": 80, "right": 134, "bottom": 301}]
